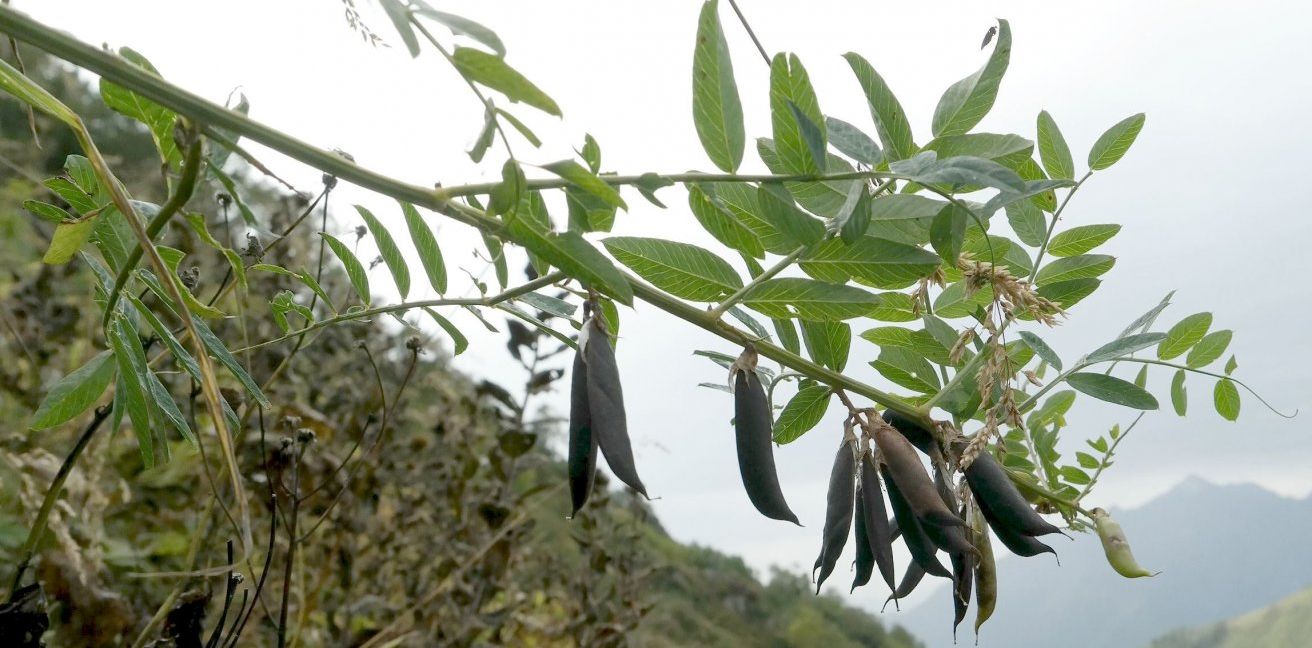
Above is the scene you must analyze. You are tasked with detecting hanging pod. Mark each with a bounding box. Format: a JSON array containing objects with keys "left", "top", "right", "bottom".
[
  {"left": 873, "top": 422, "right": 965, "bottom": 530},
  {"left": 812, "top": 439, "right": 856, "bottom": 593},
  {"left": 1092, "top": 507, "right": 1159, "bottom": 578},
  {"left": 851, "top": 486, "right": 875, "bottom": 593},
  {"left": 963, "top": 451, "right": 1062, "bottom": 537},
  {"left": 859, "top": 454, "right": 897, "bottom": 591},
  {"left": 581, "top": 314, "right": 648, "bottom": 498},
  {"left": 927, "top": 463, "right": 978, "bottom": 557},
  {"left": 969, "top": 495, "right": 997, "bottom": 637},
  {"left": 881, "top": 462, "right": 951, "bottom": 578},
  {"left": 882, "top": 560, "right": 925, "bottom": 612},
  {"left": 873, "top": 422, "right": 970, "bottom": 555},
  {"left": 567, "top": 351, "right": 598, "bottom": 517},
  {"left": 977, "top": 494, "right": 1057, "bottom": 559},
  {"left": 732, "top": 348, "right": 800, "bottom": 524}
]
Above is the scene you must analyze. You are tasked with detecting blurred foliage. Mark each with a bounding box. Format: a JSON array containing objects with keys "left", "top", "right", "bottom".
[{"left": 0, "top": 48, "right": 918, "bottom": 647}]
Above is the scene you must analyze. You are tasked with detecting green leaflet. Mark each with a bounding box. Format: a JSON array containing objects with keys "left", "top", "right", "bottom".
[
  {"left": 505, "top": 208, "right": 633, "bottom": 305},
  {"left": 1088, "top": 113, "right": 1146, "bottom": 170},
  {"left": 320, "top": 233, "right": 371, "bottom": 305},
  {"left": 401, "top": 202, "right": 448, "bottom": 294},
  {"left": 740, "top": 278, "right": 881, "bottom": 321},
  {"left": 691, "top": 0, "right": 745, "bottom": 173},
  {"left": 1066, "top": 372, "right": 1158, "bottom": 410},
  {"left": 931, "top": 19, "right": 1011, "bottom": 137},
  {"left": 1035, "top": 254, "right": 1115, "bottom": 285},
  {"left": 29, "top": 351, "right": 116, "bottom": 430},
  {"left": 98, "top": 48, "right": 181, "bottom": 169},
  {"left": 800, "top": 320, "right": 851, "bottom": 372},
  {"left": 843, "top": 53, "right": 915, "bottom": 161},
  {"left": 1047, "top": 224, "right": 1121, "bottom": 257},
  {"left": 1036, "top": 110, "right": 1074, "bottom": 180},
  {"left": 603, "top": 236, "right": 741, "bottom": 302},
  {"left": 1158, "top": 312, "right": 1213, "bottom": 360},
  {"left": 773, "top": 384, "right": 832, "bottom": 444},
  {"left": 357, "top": 205, "right": 411, "bottom": 298},
  {"left": 768, "top": 53, "right": 825, "bottom": 176},
  {"left": 1214, "top": 378, "right": 1240, "bottom": 421},
  {"left": 800, "top": 236, "right": 940, "bottom": 289},
  {"left": 451, "top": 47, "right": 561, "bottom": 116}
]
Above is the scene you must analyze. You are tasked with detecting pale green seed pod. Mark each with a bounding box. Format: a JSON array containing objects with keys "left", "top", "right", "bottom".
[{"left": 1092, "top": 507, "right": 1159, "bottom": 578}]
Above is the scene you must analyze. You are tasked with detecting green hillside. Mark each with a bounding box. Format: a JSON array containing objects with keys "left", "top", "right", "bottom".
[{"left": 1150, "top": 587, "right": 1312, "bottom": 648}]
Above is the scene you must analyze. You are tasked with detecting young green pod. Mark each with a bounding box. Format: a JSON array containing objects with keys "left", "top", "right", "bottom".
[
  {"left": 859, "top": 456, "right": 897, "bottom": 591},
  {"left": 950, "top": 501, "right": 976, "bottom": 640},
  {"left": 969, "top": 496, "right": 997, "bottom": 637},
  {"left": 812, "top": 440, "right": 856, "bottom": 592},
  {"left": 963, "top": 451, "right": 1062, "bottom": 537},
  {"left": 851, "top": 487, "right": 875, "bottom": 593},
  {"left": 732, "top": 351, "right": 800, "bottom": 525},
  {"left": 881, "top": 463, "right": 951, "bottom": 578},
  {"left": 882, "top": 560, "right": 925, "bottom": 612},
  {"left": 1092, "top": 507, "right": 1159, "bottom": 578},
  {"left": 581, "top": 315, "right": 648, "bottom": 498},
  {"left": 567, "top": 351, "right": 598, "bottom": 517}
]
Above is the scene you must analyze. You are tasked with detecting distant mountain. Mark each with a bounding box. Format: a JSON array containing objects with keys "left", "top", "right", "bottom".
[
  {"left": 1150, "top": 586, "right": 1312, "bottom": 648},
  {"left": 896, "top": 477, "right": 1312, "bottom": 648}
]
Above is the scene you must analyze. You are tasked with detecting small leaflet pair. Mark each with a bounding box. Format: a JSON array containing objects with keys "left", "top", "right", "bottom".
[{"left": 568, "top": 311, "right": 647, "bottom": 517}]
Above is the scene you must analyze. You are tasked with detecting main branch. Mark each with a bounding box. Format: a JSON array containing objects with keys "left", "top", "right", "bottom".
[{"left": 0, "top": 6, "right": 932, "bottom": 428}]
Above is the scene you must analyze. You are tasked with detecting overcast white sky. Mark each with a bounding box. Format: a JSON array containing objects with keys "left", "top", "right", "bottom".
[{"left": 12, "top": 0, "right": 1311, "bottom": 612}]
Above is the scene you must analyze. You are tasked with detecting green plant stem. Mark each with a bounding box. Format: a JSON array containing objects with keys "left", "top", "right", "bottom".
[
  {"left": 1028, "top": 170, "right": 1093, "bottom": 283},
  {"left": 6, "top": 406, "right": 109, "bottom": 599},
  {"left": 237, "top": 271, "right": 565, "bottom": 353},
  {"left": 923, "top": 344, "right": 988, "bottom": 412},
  {"left": 1077, "top": 412, "right": 1144, "bottom": 502},
  {"left": 708, "top": 244, "right": 808, "bottom": 320},
  {"left": 0, "top": 6, "right": 929, "bottom": 429},
  {"left": 103, "top": 132, "right": 203, "bottom": 324},
  {"left": 439, "top": 169, "right": 899, "bottom": 199}
]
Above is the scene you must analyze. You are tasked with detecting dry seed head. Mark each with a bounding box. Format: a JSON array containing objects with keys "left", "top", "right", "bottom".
[
  {"left": 959, "top": 408, "right": 1000, "bottom": 471},
  {"left": 949, "top": 327, "right": 976, "bottom": 366},
  {"left": 1023, "top": 370, "right": 1043, "bottom": 388}
]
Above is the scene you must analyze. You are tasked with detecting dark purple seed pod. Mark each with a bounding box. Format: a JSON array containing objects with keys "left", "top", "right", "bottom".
[
  {"left": 976, "top": 490, "right": 1058, "bottom": 559},
  {"left": 882, "top": 560, "right": 925, "bottom": 612},
  {"left": 964, "top": 451, "right": 1062, "bottom": 537},
  {"left": 567, "top": 351, "right": 598, "bottom": 517},
  {"left": 873, "top": 423, "right": 965, "bottom": 530},
  {"left": 812, "top": 440, "right": 856, "bottom": 593},
  {"left": 582, "top": 316, "right": 648, "bottom": 498},
  {"left": 881, "top": 463, "right": 951, "bottom": 579},
  {"left": 859, "top": 455, "right": 897, "bottom": 591},
  {"left": 924, "top": 466, "right": 978, "bottom": 557},
  {"left": 851, "top": 487, "right": 875, "bottom": 593},
  {"left": 733, "top": 365, "right": 800, "bottom": 524}
]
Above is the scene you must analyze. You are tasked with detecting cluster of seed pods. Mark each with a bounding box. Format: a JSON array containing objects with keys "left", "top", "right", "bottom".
[{"left": 566, "top": 338, "right": 1144, "bottom": 636}]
